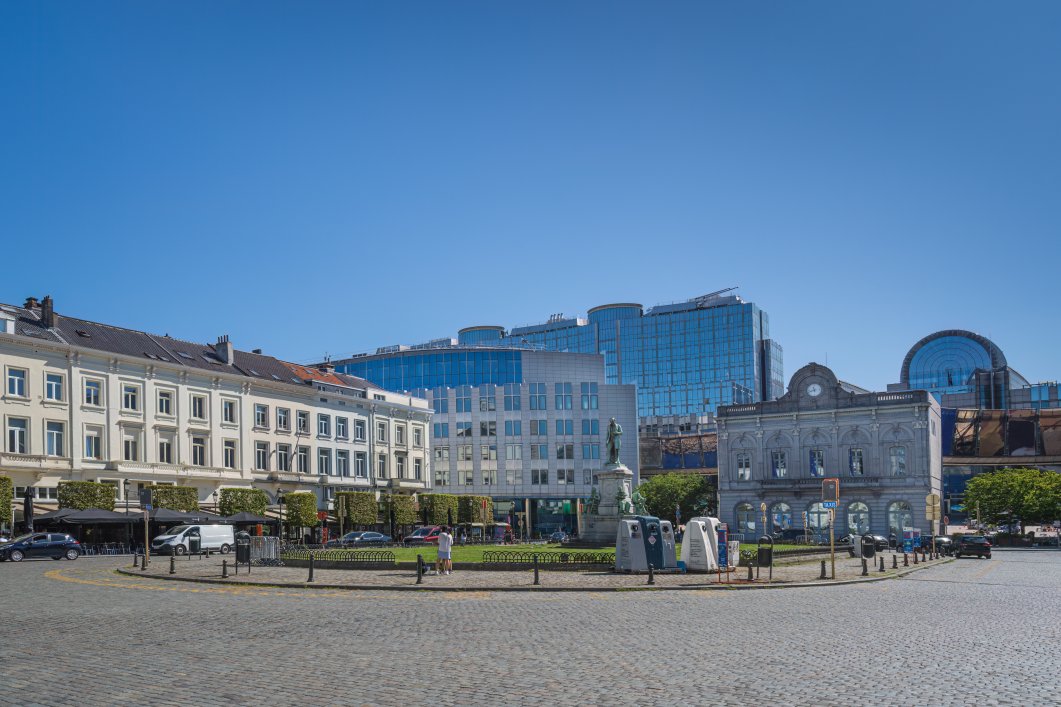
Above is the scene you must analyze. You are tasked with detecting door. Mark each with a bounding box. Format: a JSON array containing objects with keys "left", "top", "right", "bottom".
[{"left": 27, "top": 533, "right": 52, "bottom": 558}]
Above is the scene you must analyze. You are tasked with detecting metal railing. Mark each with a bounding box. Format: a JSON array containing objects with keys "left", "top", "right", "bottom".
[
  {"left": 280, "top": 547, "right": 396, "bottom": 564},
  {"left": 482, "top": 550, "right": 615, "bottom": 565}
]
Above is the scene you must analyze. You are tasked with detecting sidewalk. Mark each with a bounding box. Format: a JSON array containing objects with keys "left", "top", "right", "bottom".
[{"left": 120, "top": 551, "right": 949, "bottom": 591}]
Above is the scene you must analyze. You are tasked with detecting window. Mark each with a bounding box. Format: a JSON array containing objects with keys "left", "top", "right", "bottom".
[
  {"left": 155, "top": 389, "right": 170, "bottom": 415},
  {"left": 456, "top": 422, "right": 472, "bottom": 438},
  {"left": 479, "top": 385, "right": 496, "bottom": 412},
  {"left": 83, "top": 379, "right": 102, "bottom": 406},
  {"left": 808, "top": 502, "right": 831, "bottom": 532},
  {"left": 355, "top": 419, "right": 366, "bottom": 441},
  {"left": 554, "top": 382, "right": 573, "bottom": 410},
  {"left": 223, "top": 400, "right": 238, "bottom": 424},
  {"left": 531, "top": 420, "right": 547, "bottom": 436},
  {"left": 504, "top": 383, "right": 521, "bottom": 411},
  {"left": 736, "top": 503, "right": 756, "bottom": 534},
  {"left": 192, "top": 437, "right": 207, "bottom": 466},
  {"left": 582, "top": 443, "right": 600, "bottom": 460},
  {"left": 847, "top": 501, "right": 870, "bottom": 535},
  {"left": 84, "top": 427, "right": 102, "bottom": 460},
  {"left": 336, "top": 417, "right": 348, "bottom": 439},
  {"left": 277, "top": 444, "right": 291, "bottom": 472},
  {"left": 297, "top": 446, "right": 310, "bottom": 473},
  {"left": 554, "top": 419, "right": 573, "bottom": 436},
  {"left": 123, "top": 385, "right": 140, "bottom": 411},
  {"left": 809, "top": 449, "right": 826, "bottom": 477},
  {"left": 556, "top": 443, "right": 574, "bottom": 460},
  {"left": 45, "top": 373, "right": 64, "bottom": 401},
  {"left": 455, "top": 386, "right": 472, "bottom": 413},
  {"left": 580, "top": 382, "right": 598, "bottom": 410},
  {"left": 482, "top": 469, "right": 496, "bottom": 485},
  {"left": 396, "top": 456, "right": 405, "bottom": 478},
  {"left": 297, "top": 411, "right": 309, "bottom": 433},
  {"left": 736, "top": 453, "right": 751, "bottom": 481},
  {"left": 318, "top": 414, "right": 331, "bottom": 437},
  {"left": 531, "top": 444, "right": 548, "bottom": 460},
  {"left": 771, "top": 451, "right": 787, "bottom": 478},
  {"left": 376, "top": 421, "right": 387, "bottom": 442},
  {"left": 251, "top": 441, "right": 267, "bottom": 470},
  {"left": 191, "top": 395, "right": 206, "bottom": 420},
  {"left": 120, "top": 431, "right": 138, "bottom": 461},
  {"left": 7, "top": 368, "right": 27, "bottom": 397},
  {"left": 506, "top": 469, "right": 518, "bottom": 485},
  {"left": 849, "top": 448, "right": 864, "bottom": 476},
  {"left": 480, "top": 444, "right": 497, "bottom": 461},
  {"left": 480, "top": 421, "right": 496, "bottom": 437},
  {"left": 432, "top": 390, "right": 449, "bottom": 414},
  {"left": 355, "top": 452, "right": 367, "bottom": 478},
  {"left": 769, "top": 502, "right": 792, "bottom": 532},
  {"left": 377, "top": 454, "right": 387, "bottom": 479},
  {"left": 395, "top": 425, "right": 405, "bottom": 445},
  {"left": 581, "top": 419, "right": 599, "bottom": 436},
  {"left": 458, "top": 444, "right": 473, "bottom": 462},
  {"left": 557, "top": 469, "right": 574, "bottom": 485},
  {"left": 433, "top": 423, "right": 449, "bottom": 438},
  {"left": 531, "top": 469, "right": 548, "bottom": 485},
  {"left": 529, "top": 383, "right": 547, "bottom": 410},
  {"left": 887, "top": 501, "right": 913, "bottom": 537},
  {"left": 335, "top": 451, "right": 349, "bottom": 477},
  {"left": 413, "top": 427, "right": 423, "bottom": 447},
  {"left": 434, "top": 446, "right": 450, "bottom": 462},
  {"left": 223, "top": 440, "right": 237, "bottom": 469},
  {"left": 44, "top": 421, "right": 65, "bottom": 456},
  {"left": 505, "top": 420, "right": 522, "bottom": 436},
  {"left": 506, "top": 443, "right": 522, "bottom": 460},
  {"left": 7, "top": 418, "right": 27, "bottom": 453},
  {"left": 435, "top": 468, "right": 450, "bottom": 486},
  {"left": 158, "top": 438, "right": 173, "bottom": 464},
  {"left": 318, "top": 448, "right": 332, "bottom": 475},
  {"left": 252, "top": 404, "right": 268, "bottom": 428},
  {"left": 276, "top": 407, "right": 290, "bottom": 431},
  {"left": 889, "top": 446, "right": 906, "bottom": 476},
  {"left": 458, "top": 469, "right": 473, "bottom": 485}
]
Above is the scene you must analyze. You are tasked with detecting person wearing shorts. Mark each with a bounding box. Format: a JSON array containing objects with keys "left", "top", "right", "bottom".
[{"left": 437, "top": 526, "right": 453, "bottom": 575}]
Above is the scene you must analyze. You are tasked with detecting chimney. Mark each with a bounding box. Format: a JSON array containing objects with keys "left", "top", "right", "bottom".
[
  {"left": 23, "top": 296, "right": 39, "bottom": 310},
  {"left": 40, "top": 296, "right": 58, "bottom": 328},
  {"left": 252, "top": 348, "right": 262, "bottom": 355},
  {"left": 214, "top": 335, "right": 235, "bottom": 364},
  {"left": 317, "top": 363, "right": 336, "bottom": 375}
]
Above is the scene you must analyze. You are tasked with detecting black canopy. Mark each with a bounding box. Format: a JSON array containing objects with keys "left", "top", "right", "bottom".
[
  {"left": 145, "top": 508, "right": 229, "bottom": 524},
  {"left": 62, "top": 508, "right": 136, "bottom": 524},
  {"left": 35, "top": 508, "right": 79, "bottom": 522},
  {"left": 224, "top": 511, "right": 274, "bottom": 524}
]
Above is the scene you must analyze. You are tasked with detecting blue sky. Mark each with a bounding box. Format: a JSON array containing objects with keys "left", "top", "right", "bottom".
[{"left": 3, "top": 2, "right": 1059, "bottom": 391}]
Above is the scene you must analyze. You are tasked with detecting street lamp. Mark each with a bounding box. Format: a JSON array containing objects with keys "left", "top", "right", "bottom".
[
  {"left": 123, "top": 479, "right": 131, "bottom": 549},
  {"left": 277, "top": 491, "right": 285, "bottom": 542}
]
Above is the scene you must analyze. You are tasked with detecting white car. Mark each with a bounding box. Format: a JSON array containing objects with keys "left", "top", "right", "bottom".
[{"left": 151, "top": 524, "right": 234, "bottom": 555}]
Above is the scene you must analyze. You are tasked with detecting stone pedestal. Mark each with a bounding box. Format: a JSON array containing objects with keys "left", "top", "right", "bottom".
[{"left": 579, "top": 464, "right": 635, "bottom": 546}]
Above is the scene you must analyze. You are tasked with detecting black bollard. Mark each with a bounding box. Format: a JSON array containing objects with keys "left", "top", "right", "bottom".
[
  {"left": 308, "top": 552, "right": 315, "bottom": 582},
  {"left": 649, "top": 564, "right": 656, "bottom": 585},
  {"left": 861, "top": 559, "right": 868, "bottom": 576},
  {"left": 903, "top": 553, "right": 909, "bottom": 567},
  {"left": 170, "top": 556, "right": 176, "bottom": 575},
  {"left": 913, "top": 551, "right": 919, "bottom": 565},
  {"left": 131, "top": 553, "right": 139, "bottom": 568},
  {"left": 879, "top": 555, "right": 885, "bottom": 572},
  {"left": 746, "top": 563, "right": 753, "bottom": 581},
  {"left": 533, "top": 555, "right": 540, "bottom": 585},
  {"left": 416, "top": 554, "right": 423, "bottom": 585},
  {"left": 222, "top": 559, "right": 229, "bottom": 579},
  {"left": 141, "top": 553, "right": 148, "bottom": 571},
  {"left": 892, "top": 554, "right": 898, "bottom": 569},
  {"left": 819, "top": 560, "right": 827, "bottom": 579}
]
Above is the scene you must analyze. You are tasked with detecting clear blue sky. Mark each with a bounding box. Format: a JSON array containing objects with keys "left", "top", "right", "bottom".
[{"left": 3, "top": 2, "right": 1059, "bottom": 391}]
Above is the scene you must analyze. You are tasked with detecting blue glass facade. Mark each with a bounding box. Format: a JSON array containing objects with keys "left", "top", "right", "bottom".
[{"left": 336, "top": 349, "right": 523, "bottom": 391}]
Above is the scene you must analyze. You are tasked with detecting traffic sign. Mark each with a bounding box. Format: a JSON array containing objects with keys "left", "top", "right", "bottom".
[
  {"left": 822, "top": 478, "right": 840, "bottom": 504},
  {"left": 822, "top": 501, "right": 837, "bottom": 509},
  {"left": 144, "top": 504, "right": 152, "bottom": 511}
]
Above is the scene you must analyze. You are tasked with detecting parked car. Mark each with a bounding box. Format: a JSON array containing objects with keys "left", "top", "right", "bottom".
[
  {"left": 840, "top": 534, "right": 889, "bottom": 554},
  {"left": 326, "top": 531, "right": 392, "bottom": 547},
  {"left": 0, "top": 532, "right": 81, "bottom": 562},
  {"left": 151, "top": 524, "right": 234, "bottom": 556},
  {"left": 772, "top": 528, "right": 817, "bottom": 544},
  {"left": 548, "top": 530, "right": 569, "bottom": 543},
  {"left": 954, "top": 535, "right": 992, "bottom": 559},
  {"left": 403, "top": 526, "right": 442, "bottom": 546},
  {"left": 921, "top": 535, "right": 954, "bottom": 555}
]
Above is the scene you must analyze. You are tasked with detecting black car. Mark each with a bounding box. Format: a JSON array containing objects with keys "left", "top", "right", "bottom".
[
  {"left": 0, "top": 532, "right": 81, "bottom": 562},
  {"left": 921, "top": 535, "right": 954, "bottom": 555},
  {"left": 772, "top": 528, "right": 817, "bottom": 544},
  {"left": 326, "top": 531, "right": 392, "bottom": 548},
  {"left": 840, "top": 534, "right": 889, "bottom": 554},
  {"left": 954, "top": 535, "right": 992, "bottom": 559}
]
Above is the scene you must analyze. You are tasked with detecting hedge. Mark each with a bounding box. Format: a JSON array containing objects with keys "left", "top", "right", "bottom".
[
  {"left": 150, "top": 486, "right": 200, "bottom": 512},
  {"left": 284, "top": 492, "right": 319, "bottom": 529},
  {"left": 0, "top": 476, "right": 12, "bottom": 530},
  {"left": 58, "top": 481, "right": 116, "bottom": 511},
  {"left": 418, "top": 493, "right": 458, "bottom": 525},
  {"left": 458, "top": 495, "right": 493, "bottom": 524},
  {"left": 383, "top": 494, "right": 417, "bottom": 527},
  {"left": 336, "top": 491, "right": 378, "bottom": 527},
  {"left": 219, "top": 488, "right": 269, "bottom": 516}
]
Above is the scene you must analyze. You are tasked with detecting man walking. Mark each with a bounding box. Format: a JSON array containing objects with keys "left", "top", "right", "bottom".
[{"left": 437, "top": 526, "right": 454, "bottom": 575}]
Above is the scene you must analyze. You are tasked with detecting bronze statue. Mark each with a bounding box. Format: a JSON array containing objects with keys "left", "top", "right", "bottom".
[{"left": 606, "top": 417, "right": 622, "bottom": 465}]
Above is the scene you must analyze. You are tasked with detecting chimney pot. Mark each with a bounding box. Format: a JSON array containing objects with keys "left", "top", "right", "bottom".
[
  {"left": 40, "top": 296, "right": 57, "bottom": 328},
  {"left": 24, "top": 296, "right": 39, "bottom": 309},
  {"left": 213, "top": 335, "right": 235, "bottom": 364}
]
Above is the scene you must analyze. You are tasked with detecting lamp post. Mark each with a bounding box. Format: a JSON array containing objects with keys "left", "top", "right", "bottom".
[
  {"left": 123, "top": 479, "right": 131, "bottom": 548},
  {"left": 277, "top": 492, "right": 285, "bottom": 542}
]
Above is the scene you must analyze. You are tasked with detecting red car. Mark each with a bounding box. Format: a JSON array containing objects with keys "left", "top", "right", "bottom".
[{"left": 403, "top": 526, "right": 442, "bottom": 546}]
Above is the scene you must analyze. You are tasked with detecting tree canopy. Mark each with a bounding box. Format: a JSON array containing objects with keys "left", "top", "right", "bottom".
[
  {"left": 963, "top": 467, "right": 1061, "bottom": 531},
  {"left": 637, "top": 473, "right": 716, "bottom": 525}
]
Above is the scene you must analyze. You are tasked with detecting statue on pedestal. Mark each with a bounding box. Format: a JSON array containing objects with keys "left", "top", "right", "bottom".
[
  {"left": 606, "top": 417, "right": 623, "bottom": 465},
  {"left": 631, "top": 486, "right": 646, "bottom": 515}
]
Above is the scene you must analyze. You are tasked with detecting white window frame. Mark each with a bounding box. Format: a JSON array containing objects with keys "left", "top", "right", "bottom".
[
  {"left": 7, "top": 367, "right": 27, "bottom": 398},
  {"left": 83, "top": 378, "right": 103, "bottom": 407},
  {"left": 45, "top": 372, "right": 64, "bottom": 402}
]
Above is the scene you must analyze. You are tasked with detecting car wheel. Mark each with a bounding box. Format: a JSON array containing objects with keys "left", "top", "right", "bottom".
[
  {"left": 985, "top": 554, "right": 991, "bottom": 559},
  {"left": 173, "top": 545, "right": 187, "bottom": 556},
  {"left": 65, "top": 549, "right": 80, "bottom": 560},
  {"left": 955, "top": 552, "right": 961, "bottom": 558},
  {"left": 10, "top": 550, "right": 24, "bottom": 562},
  {"left": 219, "top": 544, "right": 231, "bottom": 555}
]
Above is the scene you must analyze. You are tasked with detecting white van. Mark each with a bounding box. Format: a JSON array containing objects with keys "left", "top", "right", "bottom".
[{"left": 151, "top": 524, "right": 234, "bottom": 555}]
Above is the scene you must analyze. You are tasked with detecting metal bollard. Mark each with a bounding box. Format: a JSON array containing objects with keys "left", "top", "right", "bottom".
[
  {"left": 416, "top": 554, "right": 423, "bottom": 585},
  {"left": 892, "top": 554, "right": 898, "bottom": 569},
  {"left": 861, "top": 559, "right": 868, "bottom": 576},
  {"left": 914, "top": 551, "right": 919, "bottom": 565},
  {"left": 819, "top": 560, "right": 827, "bottom": 579},
  {"left": 879, "top": 555, "right": 885, "bottom": 572},
  {"left": 903, "top": 553, "right": 909, "bottom": 567},
  {"left": 533, "top": 555, "right": 540, "bottom": 585},
  {"left": 141, "top": 553, "right": 148, "bottom": 571},
  {"left": 649, "top": 564, "right": 656, "bottom": 585},
  {"left": 131, "top": 553, "right": 139, "bottom": 568},
  {"left": 222, "top": 559, "right": 229, "bottom": 579},
  {"left": 170, "top": 556, "right": 176, "bottom": 575},
  {"left": 307, "top": 552, "right": 315, "bottom": 582},
  {"left": 746, "top": 563, "right": 753, "bottom": 581}
]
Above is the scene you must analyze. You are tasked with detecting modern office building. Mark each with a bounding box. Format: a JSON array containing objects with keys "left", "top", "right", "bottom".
[
  {"left": 440, "top": 290, "right": 784, "bottom": 417},
  {"left": 717, "top": 363, "right": 942, "bottom": 540},
  {"left": 332, "top": 348, "right": 637, "bottom": 536},
  {"left": 638, "top": 414, "right": 718, "bottom": 481}
]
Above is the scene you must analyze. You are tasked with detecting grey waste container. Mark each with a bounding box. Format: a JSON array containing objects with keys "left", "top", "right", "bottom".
[
  {"left": 188, "top": 532, "right": 201, "bottom": 555},
  {"left": 860, "top": 534, "right": 876, "bottom": 560},
  {"left": 235, "top": 531, "right": 252, "bottom": 564}
]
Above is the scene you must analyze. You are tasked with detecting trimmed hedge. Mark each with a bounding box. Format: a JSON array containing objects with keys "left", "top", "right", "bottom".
[
  {"left": 0, "top": 476, "right": 12, "bottom": 530},
  {"left": 384, "top": 494, "right": 417, "bottom": 527},
  {"left": 458, "top": 495, "right": 493, "bottom": 524},
  {"left": 418, "top": 493, "right": 458, "bottom": 525},
  {"left": 336, "top": 491, "right": 378, "bottom": 527},
  {"left": 58, "top": 481, "right": 116, "bottom": 511},
  {"left": 219, "top": 488, "right": 269, "bottom": 516},
  {"left": 284, "top": 492, "right": 319, "bottom": 529},
  {"left": 150, "top": 486, "right": 200, "bottom": 512}
]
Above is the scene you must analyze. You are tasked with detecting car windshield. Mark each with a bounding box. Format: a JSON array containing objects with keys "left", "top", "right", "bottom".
[
  {"left": 342, "top": 532, "right": 365, "bottom": 540},
  {"left": 409, "top": 528, "right": 431, "bottom": 537},
  {"left": 964, "top": 537, "right": 987, "bottom": 543},
  {"left": 162, "top": 525, "right": 190, "bottom": 537}
]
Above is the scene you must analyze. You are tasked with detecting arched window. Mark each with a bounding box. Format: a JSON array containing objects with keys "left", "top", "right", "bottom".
[
  {"left": 807, "top": 502, "right": 831, "bottom": 533},
  {"left": 888, "top": 501, "right": 913, "bottom": 537},
  {"left": 770, "top": 502, "right": 792, "bottom": 532},
  {"left": 735, "top": 503, "right": 756, "bottom": 535},
  {"left": 847, "top": 501, "right": 870, "bottom": 535},
  {"left": 889, "top": 446, "right": 907, "bottom": 476},
  {"left": 736, "top": 453, "right": 752, "bottom": 481}
]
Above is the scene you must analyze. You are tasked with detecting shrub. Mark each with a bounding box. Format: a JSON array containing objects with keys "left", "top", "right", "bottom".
[
  {"left": 418, "top": 493, "right": 458, "bottom": 525},
  {"left": 58, "top": 481, "right": 116, "bottom": 511},
  {"left": 219, "top": 488, "right": 269, "bottom": 516},
  {"left": 150, "top": 486, "right": 200, "bottom": 512},
  {"left": 336, "top": 491, "right": 378, "bottom": 527},
  {"left": 0, "top": 476, "right": 12, "bottom": 529},
  {"left": 284, "top": 492, "right": 319, "bottom": 530},
  {"left": 458, "top": 495, "right": 493, "bottom": 524},
  {"left": 383, "top": 494, "right": 417, "bottom": 527}
]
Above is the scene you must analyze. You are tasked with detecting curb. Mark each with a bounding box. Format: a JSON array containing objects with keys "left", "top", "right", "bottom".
[{"left": 115, "top": 558, "right": 952, "bottom": 593}]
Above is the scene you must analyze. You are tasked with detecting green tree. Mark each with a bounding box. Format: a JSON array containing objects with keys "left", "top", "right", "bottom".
[
  {"left": 384, "top": 494, "right": 417, "bottom": 527},
  {"left": 218, "top": 488, "right": 269, "bottom": 516},
  {"left": 58, "top": 481, "right": 116, "bottom": 511},
  {"left": 963, "top": 467, "right": 1061, "bottom": 532},
  {"left": 0, "top": 476, "right": 13, "bottom": 531},
  {"left": 284, "top": 492, "right": 320, "bottom": 532},
  {"left": 458, "top": 495, "right": 493, "bottom": 524},
  {"left": 150, "top": 486, "right": 200, "bottom": 512},
  {"left": 418, "top": 494, "right": 459, "bottom": 525},
  {"left": 637, "top": 473, "right": 716, "bottom": 525},
  {"left": 336, "top": 491, "right": 378, "bottom": 527}
]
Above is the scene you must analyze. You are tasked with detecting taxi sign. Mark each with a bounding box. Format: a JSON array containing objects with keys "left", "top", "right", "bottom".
[{"left": 822, "top": 501, "right": 837, "bottom": 509}]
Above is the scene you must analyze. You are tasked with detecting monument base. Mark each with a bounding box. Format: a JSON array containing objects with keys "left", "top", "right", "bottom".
[{"left": 578, "top": 464, "right": 634, "bottom": 545}]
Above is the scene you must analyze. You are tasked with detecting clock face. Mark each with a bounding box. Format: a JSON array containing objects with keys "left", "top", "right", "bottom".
[{"left": 807, "top": 383, "right": 823, "bottom": 397}]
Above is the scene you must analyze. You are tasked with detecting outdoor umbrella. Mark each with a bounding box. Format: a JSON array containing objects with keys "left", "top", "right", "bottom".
[
  {"left": 62, "top": 509, "right": 138, "bottom": 524},
  {"left": 389, "top": 506, "right": 396, "bottom": 540},
  {"left": 149, "top": 508, "right": 197, "bottom": 524},
  {"left": 23, "top": 488, "right": 34, "bottom": 533},
  {"left": 224, "top": 512, "right": 273, "bottom": 524},
  {"left": 447, "top": 507, "right": 453, "bottom": 530},
  {"left": 35, "top": 507, "right": 79, "bottom": 522},
  {"left": 186, "top": 510, "right": 228, "bottom": 523}
]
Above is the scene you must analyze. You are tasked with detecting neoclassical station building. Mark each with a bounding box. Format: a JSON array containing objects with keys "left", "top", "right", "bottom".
[{"left": 717, "top": 364, "right": 942, "bottom": 540}]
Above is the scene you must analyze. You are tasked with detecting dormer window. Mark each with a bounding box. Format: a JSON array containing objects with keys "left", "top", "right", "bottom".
[{"left": 0, "top": 315, "right": 14, "bottom": 335}]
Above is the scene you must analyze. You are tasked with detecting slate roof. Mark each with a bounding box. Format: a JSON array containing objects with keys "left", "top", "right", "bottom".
[{"left": 282, "top": 362, "right": 381, "bottom": 391}]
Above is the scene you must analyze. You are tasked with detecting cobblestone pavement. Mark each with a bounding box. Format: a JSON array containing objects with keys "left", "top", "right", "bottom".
[{"left": 1, "top": 550, "right": 1058, "bottom": 706}]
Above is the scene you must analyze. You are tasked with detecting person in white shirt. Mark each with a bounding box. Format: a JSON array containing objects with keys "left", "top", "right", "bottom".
[{"left": 437, "top": 527, "right": 453, "bottom": 575}]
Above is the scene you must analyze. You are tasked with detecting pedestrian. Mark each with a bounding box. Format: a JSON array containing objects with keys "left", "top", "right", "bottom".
[
  {"left": 460, "top": 528, "right": 467, "bottom": 546},
  {"left": 437, "top": 525, "right": 454, "bottom": 575}
]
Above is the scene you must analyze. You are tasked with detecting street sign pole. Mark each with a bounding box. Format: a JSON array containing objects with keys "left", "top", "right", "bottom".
[
  {"left": 143, "top": 507, "right": 150, "bottom": 567},
  {"left": 829, "top": 509, "right": 835, "bottom": 579}
]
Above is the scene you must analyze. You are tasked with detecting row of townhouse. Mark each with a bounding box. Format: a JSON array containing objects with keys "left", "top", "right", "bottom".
[{"left": 1, "top": 296, "right": 431, "bottom": 527}]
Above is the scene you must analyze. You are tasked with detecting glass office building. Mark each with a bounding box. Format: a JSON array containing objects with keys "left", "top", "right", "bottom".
[{"left": 452, "top": 291, "right": 783, "bottom": 417}]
